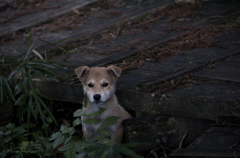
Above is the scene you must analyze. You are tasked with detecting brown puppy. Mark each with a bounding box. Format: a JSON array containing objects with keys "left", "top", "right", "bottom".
[{"left": 75, "top": 65, "right": 132, "bottom": 144}]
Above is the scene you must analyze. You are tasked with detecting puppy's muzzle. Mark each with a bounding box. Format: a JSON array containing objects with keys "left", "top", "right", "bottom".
[{"left": 93, "top": 94, "right": 101, "bottom": 102}]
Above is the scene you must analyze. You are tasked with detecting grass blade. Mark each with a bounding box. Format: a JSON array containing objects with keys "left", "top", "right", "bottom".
[
  {"left": 27, "top": 96, "right": 33, "bottom": 130},
  {"left": 33, "top": 93, "right": 47, "bottom": 132},
  {"left": 20, "top": 68, "right": 28, "bottom": 93},
  {"left": 0, "top": 78, "right": 3, "bottom": 103},
  {"left": 2, "top": 77, "right": 15, "bottom": 102},
  {"left": 35, "top": 94, "right": 57, "bottom": 126}
]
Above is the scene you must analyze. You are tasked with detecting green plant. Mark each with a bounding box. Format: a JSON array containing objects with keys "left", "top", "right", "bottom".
[
  {"left": 0, "top": 122, "right": 55, "bottom": 158},
  {"left": 50, "top": 94, "right": 140, "bottom": 158},
  {"left": 0, "top": 54, "right": 15, "bottom": 103},
  {"left": 0, "top": 34, "right": 62, "bottom": 130}
]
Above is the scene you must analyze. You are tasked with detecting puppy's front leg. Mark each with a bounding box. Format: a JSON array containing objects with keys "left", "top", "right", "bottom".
[{"left": 111, "top": 126, "right": 123, "bottom": 144}]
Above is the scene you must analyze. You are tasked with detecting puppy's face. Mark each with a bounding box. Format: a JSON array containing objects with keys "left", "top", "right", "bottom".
[{"left": 75, "top": 65, "right": 122, "bottom": 104}]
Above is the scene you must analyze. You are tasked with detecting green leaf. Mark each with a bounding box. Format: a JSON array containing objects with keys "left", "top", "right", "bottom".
[
  {"left": 8, "top": 64, "right": 20, "bottom": 81},
  {"left": 84, "top": 93, "right": 88, "bottom": 108},
  {"left": 4, "top": 130, "right": 12, "bottom": 136},
  {"left": 27, "top": 33, "right": 33, "bottom": 45},
  {"left": 14, "top": 82, "right": 24, "bottom": 96},
  {"left": 83, "top": 119, "right": 99, "bottom": 124},
  {"left": 6, "top": 123, "right": 15, "bottom": 130},
  {"left": 0, "top": 78, "right": 3, "bottom": 103},
  {"left": 46, "top": 117, "right": 53, "bottom": 123},
  {"left": 60, "top": 124, "right": 67, "bottom": 132},
  {"left": 3, "top": 136, "right": 12, "bottom": 143},
  {"left": 73, "top": 118, "right": 82, "bottom": 127},
  {"left": 21, "top": 68, "right": 28, "bottom": 92},
  {"left": 53, "top": 136, "right": 64, "bottom": 148},
  {"left": 35, "top": 94, "right": 57, "bottom": 126},
  {"left": 62, "top": 127, "right": 75, "bottom": 135},
  {"left": 33, "top": 93, "right": 47, "bottom": 132},
  {"left": 97, "top": 129, "right": 111, "bottom": 136},
  {"left": 25, "top": 68, "right": 34, "bottom": 90},
  {"left": 64, "top": 136, "right": 72, "bottom": 144},
  {"left": 86, "top": 107, "right": 105, "bottom": 117},
  {"left": 20, "top": 122, "right": 36, "bottom": 128},
  {"left": 38, "top": 38, "right": 71, "bottom": 54},
  {"left": 37, "top": 137, "right": 53, "bottom": 149},
  {"left": 49, "top": 132, "right": 62, "bottom": 141},
  {"left": 117, "top": 146, "right": 140, "bottom": 158},
  {"left": 27, "top": 95, "right": 33, "bottom": 130},
  {"left": 100, "top": 116, "right": 120, "bottom": 128},
  {"left": 19, "top": 141, "right": 29, "bottom": 150},
  {"left": 14, "top": 93, "right": 27, "bottom": 105},
  {"left": 0, "top": 150, "right": 7, "bottom": 158},
  {"left": 16, "top": 105, "right": 27, "bottom": 117},
  {"left": 25, "top": 65, "right": 46, "bottom": 79},
  {"left": 2, "top": 77, "right": 15, "bottom": 102},
  {"left": 73, "top": 109, "right": 84, "bottom": 117}
]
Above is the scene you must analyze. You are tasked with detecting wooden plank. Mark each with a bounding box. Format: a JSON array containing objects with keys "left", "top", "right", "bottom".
[
  {"left": 170, "top": 149, "right": 240, "bottom": 158},
  {"left": 169, "top": 126, "right": 240, "bottom": 158},
  {"left": 89, "top": 31, "right": 182, "bottom": 67},
  {"left": 123, "top": 115, "right": 212, "bottom": 153},
  {"left": 0, "top": 0, "right": 98, "bottom": 37},
  {"left": 193, "top": 55, "right": 240, "bottom": 83},
  {"left": 116, "top": 82, "right": 240, "bottom": 120},
  {"left": 0, "top": 0, "right": 175, "bottom": 58},
  {"left": 137, "top": 45, "right": 240, "bottom": 88}
]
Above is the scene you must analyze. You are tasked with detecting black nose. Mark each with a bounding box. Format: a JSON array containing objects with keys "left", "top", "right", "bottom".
[{"left": 93, "top": 94, "right": 101, "bottom": 101}]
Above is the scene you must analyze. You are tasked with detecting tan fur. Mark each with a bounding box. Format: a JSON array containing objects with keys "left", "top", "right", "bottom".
[{"left": 75, "top": 65, "right": 132, "bottom": 144}]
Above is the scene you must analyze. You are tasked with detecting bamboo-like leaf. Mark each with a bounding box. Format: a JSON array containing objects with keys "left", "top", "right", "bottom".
[
  {"left": 0, "top": 78, "right": 3, "bottom": 103},
  {"left": 27, "top": 96, "right": 33, "bottom": 130},
  {"left": 28, "top": 61, "right": 56, "bottom": 69},
  {"left": 35, "top": 94, "right": 57, "bottom": 125},
  {"left": 25, "top": 68, "right": 34, "bottom": 90},
  {"left": 27, "top": 34, "right": 33, "bottom": 45},
  {"left": 20, "top": 68, "right": 28, "bottom": 93},
  {"left": 117, "top": 146, "right": 140, "bottom": 158},
  {"left": 33, "top": 93, "right": 47, "bottom": 132},
  {"left": 14, "top": 93, "right": 27, "bottom": 105},
  {"left": 33, "top": 66, "right": 57, "bottom": 78},
  {"left": 25, "top": 65, "right": 46, "bottom": 79},
  {"left": 24, "top": 37, "right": 37, "bottom": 61},
  {"left": 2, "top": 77, "right": 15, "bottom": 102},
  {"left": 8, "top": 65, "right": 20, "bottom": 80},
  {"left": 38, "top": 37, "right": 71, "bottom": 53},
  {"left": 35, "top": 91, "right": 52, "bottom": 101},
  {"left": 14, "top": 82, "right": 24, "bottom": 96}
]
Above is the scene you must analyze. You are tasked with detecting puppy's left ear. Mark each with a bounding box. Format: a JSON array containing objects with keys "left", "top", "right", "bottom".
[
  {"left": 107, "top": 65, "right": 122, "bottom": 78},
  {"left": 75, "top": 66, "right": 90, "bottom": 80}
]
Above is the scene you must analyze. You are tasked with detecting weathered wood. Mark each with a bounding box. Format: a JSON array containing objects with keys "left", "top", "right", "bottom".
[
  {"left": 0, "top": 0, "right": 98, "bottom": 37},
  {"left": 193, "top": 55, "right": 240, "bottom": 83},
  {"left": 116, "top": 81, "right": 240, "bottom": 121},
  {"left": 123, "top": 115, "right": 213, "bottom": 153},
  {"left": 137, "top": 45, "right": 240, "bottom": 88},
  {"left": 0, "top": 0, "right": 175, "bottom": 58},
  {"left": 169, "top": 126, "right": 240, "bottom": 158},
  {"left": 218, "top": 107, "right": 240, "bottom": 124}
]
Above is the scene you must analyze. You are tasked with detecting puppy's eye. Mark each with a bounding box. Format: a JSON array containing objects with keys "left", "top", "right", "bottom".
[
  {"left": 102, "top": 83, "right": 108, "bottom": 87},
  {"left": 88, "top": 83, "right": 93, "bottom": 88}
]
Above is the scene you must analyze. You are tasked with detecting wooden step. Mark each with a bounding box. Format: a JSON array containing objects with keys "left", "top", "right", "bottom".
[{"left": 169, "top": 125, "right": 240, "bottom": 158}]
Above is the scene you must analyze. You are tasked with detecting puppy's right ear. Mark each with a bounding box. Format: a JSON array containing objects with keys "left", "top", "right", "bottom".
[{"left": 75, "top": 66, "right": 90, "bottom": 80}]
